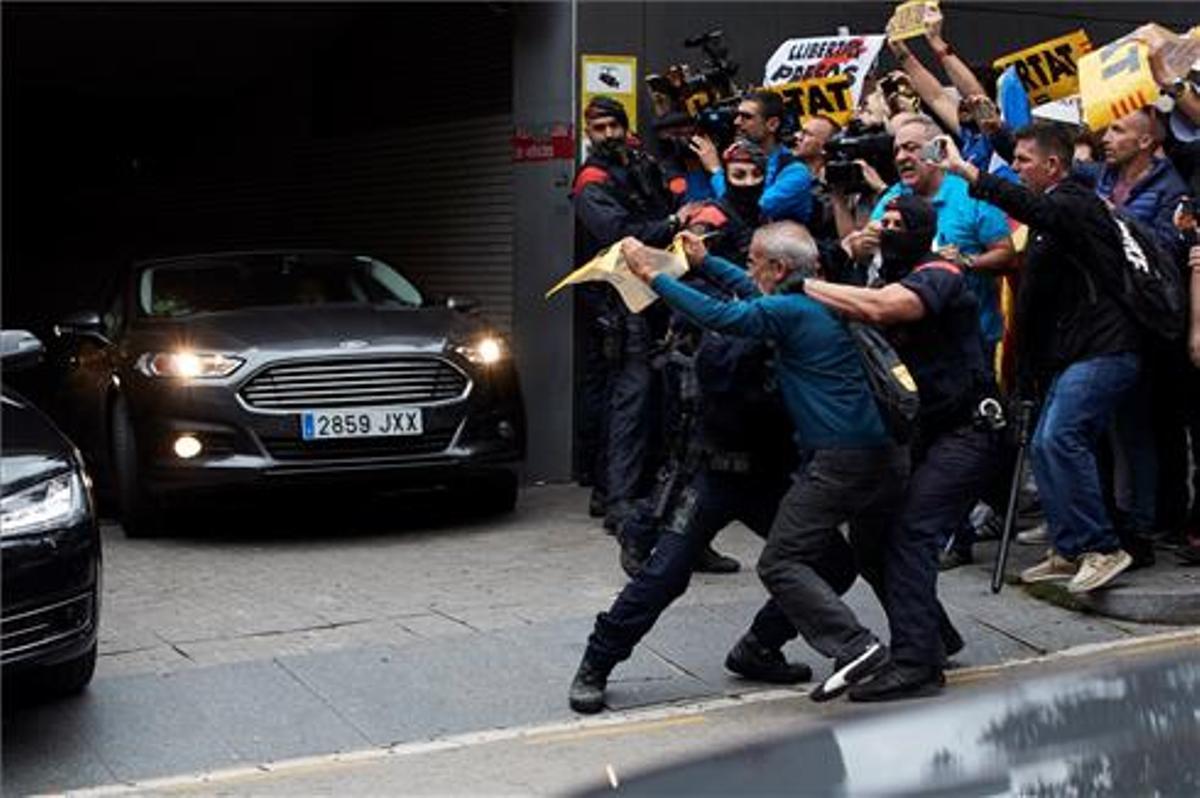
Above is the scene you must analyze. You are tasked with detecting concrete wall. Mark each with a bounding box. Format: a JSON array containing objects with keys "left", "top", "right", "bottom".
[{"left": 512, "top": 2, "right": 578, "bottom": 481}]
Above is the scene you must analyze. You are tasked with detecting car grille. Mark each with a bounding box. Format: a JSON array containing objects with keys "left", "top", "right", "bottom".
[
  {"left": 261, "top": 429, "right": 457, "bottom": 461},
  {"left": 1, "top": 592, "right": 94, "bottom": 664},
  {"left": 240, "top": 356, "right": 469, "bottom": 410}
]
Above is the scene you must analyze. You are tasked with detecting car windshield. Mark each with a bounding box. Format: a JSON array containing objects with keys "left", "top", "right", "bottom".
[{"left": 137, "top": 253, "right": 424, "bottom": 318}]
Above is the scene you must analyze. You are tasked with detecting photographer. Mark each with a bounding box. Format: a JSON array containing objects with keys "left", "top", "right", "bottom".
[
  {"left": 692, "top": 91, "right": 815, "bottom": 225},
  {"left": 800, "top": 195, "right": 1002, "bottom": 700},
  {"left": 573, "top": 96, "right": 681, "bottom": 530}
]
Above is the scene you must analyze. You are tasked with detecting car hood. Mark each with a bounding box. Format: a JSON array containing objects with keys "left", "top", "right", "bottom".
[
  {"left": 130, "top": 304, "right": 489, "bottom": 354},
  {"left": 592, "top": 651, "right": 1200, "bottom": 797},
  {"left": 1, "top": 388, "right": 76, "bottom": 496}
]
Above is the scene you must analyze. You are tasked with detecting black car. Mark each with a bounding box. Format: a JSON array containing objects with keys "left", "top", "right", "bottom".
[
  {"left": 579, "top": 647, "right": 1200, "bottom": 797},
  {"left": 1, "top": 330, "right": 101, "bottom": 695},
  {"left": 50, "top": 250, "right": 526, "bottom": 536}
]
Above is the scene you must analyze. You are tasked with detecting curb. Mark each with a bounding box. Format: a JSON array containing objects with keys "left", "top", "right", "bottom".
[{"left": 1022, "top": 569, "right": 1200, "bottom": 625}]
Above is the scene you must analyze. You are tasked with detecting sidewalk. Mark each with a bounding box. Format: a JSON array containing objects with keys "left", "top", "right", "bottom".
[{"left": 977, "top": 536, "right": 1200, "bottom": 626}]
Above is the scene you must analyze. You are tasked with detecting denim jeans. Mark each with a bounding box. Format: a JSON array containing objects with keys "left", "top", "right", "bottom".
[{"left": 1031, "top": 352, "right": 1141, "bottom": 559}]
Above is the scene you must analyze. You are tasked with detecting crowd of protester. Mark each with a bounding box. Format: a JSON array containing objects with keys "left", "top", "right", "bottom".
[{"left": 568, "top": 8, "right": 1200, "bottom": 713}]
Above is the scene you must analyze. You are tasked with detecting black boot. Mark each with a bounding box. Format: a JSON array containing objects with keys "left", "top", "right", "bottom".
[
  {"left": 568, "top": 659, "right": 612, "bottom": 714},
  {"left": 694, "top": 545, "right": 740, "bottom": 574},
  {"left": 725, "top": 633, "right": 812, "bottom": 684},
  {"left": 941, "top": 619, "right": 965, "bottom": 659},
  {"left": 1119, "top": 528, "right": 1156, "bottom": 570},
  {"left": 848, "top": 662, "right": 944, "bottom": 702}
]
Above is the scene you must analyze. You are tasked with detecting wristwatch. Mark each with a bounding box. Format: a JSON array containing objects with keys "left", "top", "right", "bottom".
[{"left": 667, "top": 213, "right": 681, "bottom": 231}]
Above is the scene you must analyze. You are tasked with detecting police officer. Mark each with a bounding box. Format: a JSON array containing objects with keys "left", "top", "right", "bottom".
[
  {"left": 800, "top": 195, "right": 1001, "bottom": 700},
  {"left": 573, "top": 96, "right": 682, "bottom": 529}
]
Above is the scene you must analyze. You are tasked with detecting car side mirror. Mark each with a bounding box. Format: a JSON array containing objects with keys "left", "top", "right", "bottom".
[
  {"left": 54, "top": 310, "right": 108, "bottom": 343},
  {"left": 0, "top": 330, "right": 45, "bottom": 370},
  {"left": 445, "top": 296, "right": 480, "bottom": 313}
]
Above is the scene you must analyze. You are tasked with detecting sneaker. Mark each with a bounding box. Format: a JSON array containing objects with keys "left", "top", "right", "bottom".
[
  {"left": 724, "top": 634, "right": 812, "bottom": 684},
  {"left": 938, "top": 548, "right": 973, "bottom": 571},
  {"left": 848, "top": 662, "right": 944, "bottom": 702},
  {"left": 568, "top": 659, "right": 611, "bottom": 714},
  {"left": 694, "top": 545, "right": 740, "bottom": 574},
  {"left": 1019, "top": 551, "right": 1077, "bottom": 584},
  {"left": 1067, "top": 549, "right": 1132, "bottom": 594},
  {"left": 1017, "top": 524, "right": 1049, "bottom": 546},
  {"left": 810, "top": 642, "right": 888, "bottom": 703}
]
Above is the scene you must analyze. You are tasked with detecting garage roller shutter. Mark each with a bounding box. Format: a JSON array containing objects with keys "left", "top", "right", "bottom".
[{"left": 139, "top": 114, "right": 516, "bottom": 331}]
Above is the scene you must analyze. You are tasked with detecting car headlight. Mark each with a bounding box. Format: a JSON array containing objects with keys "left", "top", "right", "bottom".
[
  {"left": 455, "top": 336, "right": 507, "bottom": 366},
  {"left": 138, "top": 351, "right": 244, "bottom": 379},
  {"left": 1, "top": 472, "right": 87, "bottom": 537}
]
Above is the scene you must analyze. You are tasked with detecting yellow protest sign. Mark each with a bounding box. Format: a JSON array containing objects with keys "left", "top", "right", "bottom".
[
  {"left": 580, "top": 55, "right": 638, "bottom": 157},
  {"left": 887, "top": 0, "right": 937, "bottom": 43},
  {"left": 769, "top": 75, "right": 856, "bottom": 126},
  {"left": 993, "top": 29, "right": 1092, "bottom": 105},
  {"left": 1079, "top": 39, "right": 1159, "bottom": 130},
  {"left": 1079, "top": 26, "right": 1200, "bottom": 130}
]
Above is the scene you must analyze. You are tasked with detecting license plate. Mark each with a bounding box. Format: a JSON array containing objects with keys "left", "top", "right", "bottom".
[{"left": 300, "top": 407, "right": 424, "bottom": 440}]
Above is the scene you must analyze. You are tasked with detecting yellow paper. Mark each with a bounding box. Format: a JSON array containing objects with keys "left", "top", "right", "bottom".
[
  {"left": 993, "top": 30, "right": 1092, "bottom": 105},
  {"left": 545, "top": 236, "right": 690, "bottom": 313},
  {"left": 887, "top": 0, "right": 937, "bottom": 43},
  {"left": 768, "top": 75, "right": 856, "bottom": 126}
]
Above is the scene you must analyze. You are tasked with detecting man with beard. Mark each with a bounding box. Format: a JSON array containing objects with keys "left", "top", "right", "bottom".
[
  {"left": 799, "top": 195, "right": 1000, "bottom": 699},
  {"left": 572, "top": 96, "right": 681, "bottom": 531}
]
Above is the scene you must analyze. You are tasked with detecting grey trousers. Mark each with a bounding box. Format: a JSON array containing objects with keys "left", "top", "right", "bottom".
[{"left": 757, "top": 445, "right": 909, "bottom": 663}]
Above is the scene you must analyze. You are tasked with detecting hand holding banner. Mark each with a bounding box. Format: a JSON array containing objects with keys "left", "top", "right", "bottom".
[
  {"left": 1079, "top": 24, "right": 1200, "bottom": 130},
  {"left": 887, "top": 0, "right": 938, "bottom": 44}
]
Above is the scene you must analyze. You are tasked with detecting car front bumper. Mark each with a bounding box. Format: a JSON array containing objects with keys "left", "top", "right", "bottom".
[{"left": 122, "top": 354, "right": 526, "bottom": 495}]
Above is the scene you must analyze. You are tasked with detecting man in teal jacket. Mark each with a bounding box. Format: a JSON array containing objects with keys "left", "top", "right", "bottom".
[{"left": 623, "top": 223, "right": 906, "bottom": 702}]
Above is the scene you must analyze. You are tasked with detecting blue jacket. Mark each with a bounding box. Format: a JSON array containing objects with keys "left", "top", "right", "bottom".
[
  {"left": 711, "top": 147, "right": 814, "bottom": 224},
  {"left": 1092, "top": 157, "right": 1188, "bottom": 254},
  {"left": 650, "top": 255, "right": 889, "bottom": 450}
]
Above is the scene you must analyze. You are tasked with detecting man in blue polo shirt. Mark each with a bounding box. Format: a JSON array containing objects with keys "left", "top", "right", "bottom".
[
  {"left": 846, "top": 115, "right": 1014, "bottom": 360},
  {"left": 620, "top": 222, "right": 907, "bottom": 703}
]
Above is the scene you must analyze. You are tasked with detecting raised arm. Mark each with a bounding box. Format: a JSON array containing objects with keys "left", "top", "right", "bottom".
[
  {"left": 923, "top": 6, "right": 988, "bottom": 103},
  {"left": 698, "top": 254, "right": 762, "bottom": 299},
  {"left": 888, "top": 39, "right": 960, "bottom": 135}
]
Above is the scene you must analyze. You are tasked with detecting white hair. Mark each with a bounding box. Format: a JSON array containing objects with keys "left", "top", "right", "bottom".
[
  {"left": 753, "top": 221, "right": 820, "bottom": 277},
  {"left": 894, "top": 113, "right": 943, "bottom": 142}
]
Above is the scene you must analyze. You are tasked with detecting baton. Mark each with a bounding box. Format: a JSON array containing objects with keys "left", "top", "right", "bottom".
[{"left": 992, "top": 400, "right": 1035, "bottom": 594}]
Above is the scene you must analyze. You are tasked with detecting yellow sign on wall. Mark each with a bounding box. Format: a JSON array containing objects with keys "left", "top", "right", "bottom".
[
  {"left": 993, "top": 29, "right": 1092, "bottom": 105},
  {"left": 769, "top": 75, "right": 856, "bottom": 127},
  {"left": 580, "top": 55, "right": 639, "bottom": 155},
  {"left": 1078, "top": 39, "right": 1159, "bottom": 130}
]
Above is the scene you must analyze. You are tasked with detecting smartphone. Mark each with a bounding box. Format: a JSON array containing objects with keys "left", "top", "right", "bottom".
[
  {"left": 880, "top": 76, "right": 901, "bottom": 97},
  {"left": 920, "top": 139, "right": 947, "bottom": 163}
]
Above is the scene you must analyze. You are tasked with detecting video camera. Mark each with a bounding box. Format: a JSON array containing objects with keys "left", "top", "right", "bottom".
[
  {"left": 647, "top": 30, "right": 743, "bottom": 158},
  {"left": 823, "top": 119, "right": 896, "bottom": 193}
]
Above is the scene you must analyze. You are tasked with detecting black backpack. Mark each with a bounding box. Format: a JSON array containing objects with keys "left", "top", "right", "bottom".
[
  {"left": 1105, "top": 210, "right": 1186, "bottom": 341},
  {"left": 844, "top": 319, "right": 921, "bottom": 443}
]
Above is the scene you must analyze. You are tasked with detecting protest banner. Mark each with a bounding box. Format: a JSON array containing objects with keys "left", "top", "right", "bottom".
[
  {"left": 886, "top": 0, "right": 938, "bottom": 43},
  {"left": 993, "top": 29, "right": 1092, "bottom": 105},
  {"left": 1079, "top": 24, "right": 1200, "bottom": 130},
  {"left": 764, "top": 33, "right": 885, "bottom": 105},
  {"left": 769, "top": 74, "right": 856, "bottom": 126}
]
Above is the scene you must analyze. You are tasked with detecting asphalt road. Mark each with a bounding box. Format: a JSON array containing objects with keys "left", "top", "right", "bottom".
[{"left": 2, "top": 485, "right": 1192, "bottom": 795}]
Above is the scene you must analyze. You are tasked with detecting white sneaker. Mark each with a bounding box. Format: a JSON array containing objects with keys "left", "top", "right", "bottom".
[
  {"left": 1017, "top": 524, "right": 1049, "bottom": 546},
  {"left": 1068, "top": 550, "right": 1132, "bottom": 594},
  {"left": 1019, "top": 550, "right": 1077, "bottom": 584}
]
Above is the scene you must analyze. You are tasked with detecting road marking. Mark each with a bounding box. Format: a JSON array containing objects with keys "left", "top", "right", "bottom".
[
  {"left": 528, "top": 714, "right": 707, "bottom": 744},
  {"left": 48, "top": 627, "right": 1200, "bottom": 797}
]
